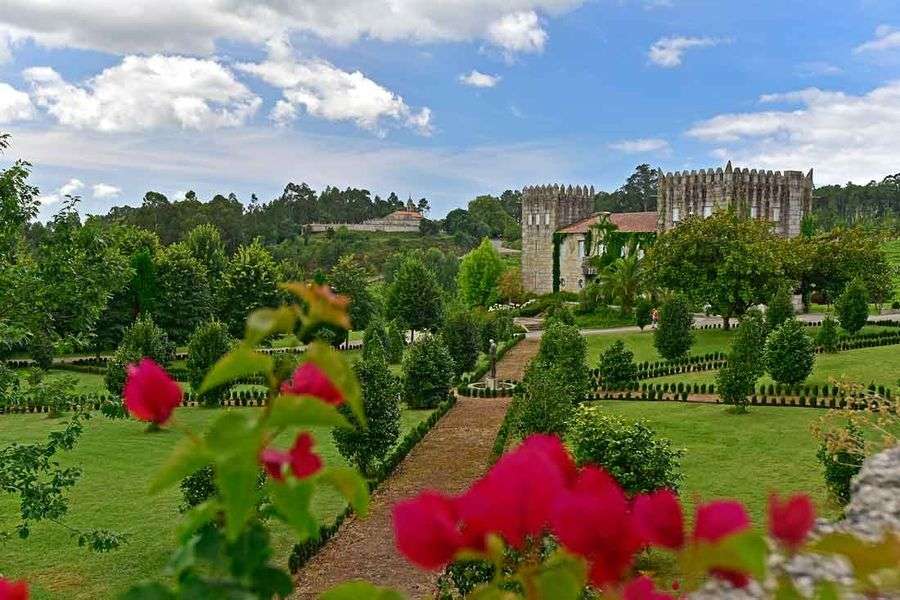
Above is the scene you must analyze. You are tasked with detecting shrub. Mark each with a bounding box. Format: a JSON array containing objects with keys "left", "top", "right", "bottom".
[
  {"left": 597, "top": 340, "right": 637, "bottom": 388},
  {"left": 567, "top": 405, "right": 683, "bottom": 495},
  {"left": 27, "top": 331, "right": 55, "bottom": 371},
  {"left": 816, "top": 421, "right": 865, "bottom": 505},
  {"left": 401, "top": 335, "right": 455, "bottom": 409},
  {"left": 732, "top": 308, "right": 768, "bottom": 379},
  {"left": 514, "top": 362, "right": 575, "bottom": 436},
  {"left": 835, "top": 277, "right": 869, "bottom": 334},
  {"left": 105, "top": 315, "right": 174, "bottom": 396},
  {"left": 476, "top": 308, "right": 515, "bottom": 353},
  {"left": 653, "top": 295, "right": 694, "bottom": 360},
  {"left": 333, "top": 345, "right": 401, "bottom": 476},
  {"left": 635, "top": 299, "right": 652, "bottom": 331},
  {"left": 544, "top": 301, "right": 576, "bottom": 326},
  {"left": 766, "top": 283, "right": 794, "bottom": 331},
  {"left": 440, "top": 309, "right": 481, "bottom": 376},
  {"left": 716, "top": 362, "right": 756, "bottom": 413},
  {"left": 536, "top": 321, "right": 590, "bottom": 397},
  {"left": 816, "top": 315, "right": 840, "bottom": 353},
  {"left": 186, "top": 320, "right": 234, "bottom": 407},
  {"left": 765, "top": 319, "right": 815, "bottom": 385},
  {"left": 577, "top": 282, "right": 606, "bottom": 315},
  {"left": 180, "top": 466, "right": 216, "bottom": 511}
]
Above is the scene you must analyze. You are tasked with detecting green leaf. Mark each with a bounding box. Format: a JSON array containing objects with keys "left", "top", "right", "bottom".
[
  {"left": 806, "top": 532, "right": 900, "bottom": 580},
  {"left": 251, "top": 566, "right": 294, "bottom": 599},
  {"left": 319, "top": 582, "right": 405, "bottom": 600},
  {"left": 269, "top": 480, "right": 318, "bottom": 541},
  {"left": 199, "top": 344, "right": 274, "bottom": 394},
  {"left": 205, "top": 411, "right": 259, "bottom": 454},
  {"left": 774, "top": 576, "right": 803, "bottom": 600},
  {"left": 245, "top": 305, "right": 299, "bottom": 346},
  {"left": 815, "top": 581, "right": 840, "bottom": 600},
  {"left": 120, "top": 582, "right": 176, "bottom": 600},
  {"left": 176, "top": 500, "right": 221, "bottom": 543},
  {"left": 215, "top": 453, "right": 260, "bottom": 542},
  {"left": 149, "top": 436, "right": 212, "bottom": 494},
  {"left": 304, "top": 342, "right": 365, "bottom": 427},
  {"left": 268, "top": 394, "right": 351, "bottom": 429},
  {"left": 319, "top": 466, "right": 369, "bottom": 517},
  {"left": 684, "top": 531, "right": 768, "bottom": 585},
  {"left": 529, "top": 550, "right": 587, "bottom": 600},
  {"left": 164, "top": 533, "right": 199, "bottom": 576}
]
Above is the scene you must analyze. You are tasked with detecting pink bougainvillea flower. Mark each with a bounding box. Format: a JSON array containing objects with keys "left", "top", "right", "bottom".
[
  {"left": 393, "top": 491, "right": 464, "bottom": 570},
  {"left": 0, "top": 578, "right": 29, "bottom": 600},
  {"left": 280, "top": 362, "right": 344, "bottom": 406},
  {"left": 122, "top": 358, "right": 182, "bottom": 424},
  {"left": 518, "top": 434, "right": 578, "bottom": 484},
  {"left": 457, "top": 435, "right": 570, "bottom": 549},
  {"left": 260, "top": 432, "right": 322, "bottom": 481},
  {"left": 693, "top": 500, "right": 752, "bottom": 588},
  {"left": 551, "top": 466, "right": 643, "bottom": 587},
  {"left": 623, "top": 576, "right": 675, "bottom": 600},
  {"left": 633, "top": 489, "right": 685, "bottom": 550},
  {"left": 768, "top": 493, "right": 815, "bottom": 551}
]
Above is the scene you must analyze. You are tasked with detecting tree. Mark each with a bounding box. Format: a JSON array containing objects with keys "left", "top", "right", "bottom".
[
  {"left": 440, "top": 309, "right": 481, "bottom": 376},
  {"left": 457, "top": 238, "right": 505, "bottom": 308},
  {"left": 329, "top": 254, "right": 377, "bottom": 333},
  {"left": 386, "top": 254, "right": 444, "bottom": 339},
  {"left": 154, "top": 243, "right": 214, "bottom": 343},
  {"left": 497, "top": 267, "right": 526, "bottom": 304},
  {"left": 594, "top": 164, "right": 658, "bottom": 213},
  {"left": 468, "top": 195, "right": 517, "bottom": 239},
  {"left": 184, "top": 223, "right": 228, "bottom": 282},
  {"left": 220, "top": 240, "right": 281, "bottom": 337},
  {"left": 536, "top": 320, "right": 590, "bottom": 399},
  {"left": 362, "top": 316, "right": 404, "bottom": 364},
  {"left": 635, "top": 299, "right": 652, "bottom": 331},
  {"left": 105, "top": 315, "right": 174, "bottom": 396},
  {"left": 515, "top": 363, "right": 575, "bottom": 437},
  {"left": 598, "top": 253, "right": 642, "bottom": 315},
  {"left": 765, "top": 319, "right": 815, "bottom": 385},
  {"left": 835, "top": 277, "right": 869, "bottom": 334},
  {"left": 443, "top": 208, "right": 490, "bottom": 249},
  {"left": 186, "top": 320, "right": 233, "bottom": 407},
  {"left": 644, "top": 209, "right": 783, "bottom": 329},
  {"left": 816, "top": 315, "right": 840, "bottom": 352},
  {"left": 653, "top": 295, "right": 694, "bottom": 360},
  {"left": 333, "top": 343, "right": 401, "bottom": 476},
  {"left": 401, "top": 335, "right": 455, "bottom": 409},
  {"left": 716, "top": 308, "right": 767, "bottom": 412},
  {"left": 767, "top": 284, "right": 795, "bottom": 331},
  {"left": 716, "top": 361, "right": 757, "bottom": 413},
  {"left": 597, "top": 340, "right": 637, "bottom": 388}
]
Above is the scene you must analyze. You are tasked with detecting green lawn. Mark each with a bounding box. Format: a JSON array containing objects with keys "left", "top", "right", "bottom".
[
  {"left": 647, "top": 345, "right": 900, "bottom": 391},
  {"left": 0, "top": 406, "right": 433, "bottom": 600}
]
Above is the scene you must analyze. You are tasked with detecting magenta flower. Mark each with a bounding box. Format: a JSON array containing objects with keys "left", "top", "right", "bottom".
[{"left": 123, "top": 358, "right": 182, "bottom": 424}]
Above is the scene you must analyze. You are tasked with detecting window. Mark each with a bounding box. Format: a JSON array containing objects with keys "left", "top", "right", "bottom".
[
  {"left": 703, "top": 205, "right": 712, "bottom": 217},
  {"left": 578, "top": 239, "right": 586, "bottom": 257},
  {"left": 672, "top": 207, "right": 681, "bottom": 222},
  {"left": 750, "top": 205, "right": 758, "bottom": 218},
  {"left": 544, "top": 213, "right": 550, "bottom": 226},
  {"left": 772, "top": 208, "right": 780, "bottom": 221}
]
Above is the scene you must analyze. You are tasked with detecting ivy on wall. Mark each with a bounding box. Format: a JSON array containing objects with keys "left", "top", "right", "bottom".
[
  {"left": 552, "top": 232, "right": 566, "bottom": 293},
  {"left": 586, "top": 217, "right": 657, "bottom": 271}
]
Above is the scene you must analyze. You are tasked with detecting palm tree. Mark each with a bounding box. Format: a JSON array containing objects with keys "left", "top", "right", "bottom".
[{"left": 599, "top": 251, "right": 642, "bottom": 315}]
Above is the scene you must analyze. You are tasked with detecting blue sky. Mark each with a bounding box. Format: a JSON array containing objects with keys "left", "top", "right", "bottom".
[{"left": 1, "top": 0, "right": 899, "bottom": 220}]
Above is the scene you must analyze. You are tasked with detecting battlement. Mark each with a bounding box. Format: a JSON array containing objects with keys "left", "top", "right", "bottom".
[
  {"left": 658, "top": 161, "right": 813, "bottom": 185},
  {"left": 522, "top": 184, "right": 596, "bottom": 198}
]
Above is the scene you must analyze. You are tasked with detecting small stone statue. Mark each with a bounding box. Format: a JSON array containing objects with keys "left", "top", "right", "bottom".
[{"left": 489, "top": 338, "right": 497, "bottom": 381}]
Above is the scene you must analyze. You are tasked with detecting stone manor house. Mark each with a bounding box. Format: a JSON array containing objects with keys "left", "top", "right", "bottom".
[{"left": 521, "top": 162, "right": 814, "bottom": 295}]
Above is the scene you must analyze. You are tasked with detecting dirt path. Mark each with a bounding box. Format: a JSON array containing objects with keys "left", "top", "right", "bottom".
[{"left": 493, "top": 339, "right": 539, "bottom": 381}]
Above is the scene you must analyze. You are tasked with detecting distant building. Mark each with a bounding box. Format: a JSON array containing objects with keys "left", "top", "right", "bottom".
[{"left": 309, "top": 209, "right": 423, "bottom": 233}]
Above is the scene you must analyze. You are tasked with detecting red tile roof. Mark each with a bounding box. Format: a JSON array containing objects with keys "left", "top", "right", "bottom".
[{"left": 557, "top": 211, "right": 657, "bottom": 234}]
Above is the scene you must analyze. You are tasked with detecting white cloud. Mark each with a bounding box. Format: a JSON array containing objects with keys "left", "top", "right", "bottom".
[
  {"left": 854, "top": 25, "right": 900, "bottom": 54},
  {"left": 238, "top": 39, "right": 431, "bottom": 136},
  {"left": 38, "top": 177, "right": 83, "bottom": 204},
  {"left": 92, "top": 182, "right": 121, "bottom": 199},
  {"left": 687, "top": 81, "right": 900, "bottom": 184},
  {"left": 0, "top": 82, "right": 35, "bottom": 123},
  {"left": 0, "top": 1, "right": 584, "bottom": 58},
  {"left": 487, "top": 11, "right": 547, "bottom": 56},
  {"left": 796, "top": 61, "right": 843, "bottom": 77},
  {"left": 648, "top": 36, "right": 723, "bottom": 67},
  {"left": 459, "top": 70, "right": 501, "bottom": 88},
  {"left": 608, "top": 138, "right": 670, "bottom": 153},
  {"left": 23, "top": 55, "right": 260, "bottom": 132}
]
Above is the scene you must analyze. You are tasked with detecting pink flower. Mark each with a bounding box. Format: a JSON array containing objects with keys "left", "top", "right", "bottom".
[
  {"left": 694, "top": 500, "right": 751, "bottom": 588},
  {"left": 280, "top": 362, "right": 344, "bottom": 406},
  {"left": 768, "top": 493, "right": 815, "bottom": 551},
  {"left": 551, "top": 467, "right": 643, "bottom": 587},
  {"left": 122, "top": 358, "right": 182, "bottom": 424},
  {"left": 634, "top": 489, "right": 685, "bottom": 550},
  {"left": 260, "top": 433, "right": 322, "bottom": 481},
  {"left": 393, "top": 491, "right": 464, "bottom": 570},
  {"left": 0, "top": 578, "right": 28, "bottom": 600},
  {"left": 623, "top": 576, "right": 675, "bottom": 600}
]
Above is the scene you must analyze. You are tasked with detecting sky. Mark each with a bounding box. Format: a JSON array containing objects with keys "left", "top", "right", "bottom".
[{"left": 1, "top": 1, "right": 900, "bottom": 220}]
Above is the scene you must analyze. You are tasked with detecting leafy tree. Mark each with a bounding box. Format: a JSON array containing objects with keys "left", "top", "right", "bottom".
[
  {"left": 515, "top": 363, "right": 575, "bottom": 436},
  {"left": 154, "top": 243, "right": 214, "bottom": 342},
  {"left": 184, "top": 223, "right": 228, "bottom": 282},
  {"left": 593, "top": 164, "right": 658, "bottom": 213},
  {"left": 105, "top": 314, "right": 174, "bottom": 397},
  {"left": 186, "top": 320, "right": 234, "bottom": 407},
  {"left": 597, "top": 340, "right": 637, "bottom": 388},
  {"left": 765, "top": 319, "right": 815, "bottom": 385},
  {"left": 716, "top": 310, "right": 767, "bottom": 412},
  {"left": 635, "top": 299, "right": 652, "bottom": 331},
  {"left": 716, "top": 361, "right": 757, "bottom": 413},
  {"left": 816, "top": 315, "right": 840, "bottom": 352},
  {"left": 653, "top": 295, "right": 694, "bottom": 360},
  {"left": 329, "top": 254, "right": 377, "bottom": 333},
  {"left": 440, "top": 309, "right": 481, "bottom": 376},
  {"left": 535, "top": 320, "right": 590, "bottom": 400},
  {"left": 767, "top": 284, "right": 795, "bottom": 331},
  {"left": 457, "top": 238, "right": 505, "bottom": 308},
  {"left": 475, "top": 308, "right": 515, "bottom": 353},
  {"left": 497, "top": 267, "right": 526, "bottom": 304},
  {"left": 362, "top": 316, "right": 404, "bottom": 364},
  {"left": 27, "top": 331, "right": 55, "bottom": 371},
  {"left": 386, "top": 254, "right": 444, "bottom": 339},
  {"left": 598, "top": 253, "right": 642, "bottom": 315},
  {"left": 835, "top": 277, "right": 869, "bottom": 334},
  {"left": 220, "top": 240, "right": 281, "bottom": 337},
  {"left": 401, "top": 335, "right": 455, "bottom": 409},
  {"left": 443, "top": 208, "right": 490, "bottom": 249},
  {"left": 467, "top": 195, "right": 518, "bottom": 239},
  {"left": 544, "top": 301, "right": 576, "bottom": 326},
  {"left": 333, "top": 343, "right": 401, "bottom": 476}
]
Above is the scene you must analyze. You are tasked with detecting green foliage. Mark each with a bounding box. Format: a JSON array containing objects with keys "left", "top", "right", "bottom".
[
  {"left": 329, "top": 254, "right": 377, "bottom": 332},
  {"left": 765, "top": 319, "right": 816, "bottom": 385},
  {"left": 27, "top": 331, "right": 54, "bottom": 370},
  {"left": 401, "top": 336, "right": 455, "bottom": 409},
  {"left": 186, "top": 320, "right": 234, "bottom": 407},
  {"left": 179, "top": 466, "right": 216, "bottom": 511},
  {"left": 220, "top": 240, "right": 281, "bottom": 337},
  {"left": 476, "top": 308, "right": 516, "bottom": 353},
  {"left": 544, "top": 300, "right": 576, "bottom": 326},
  {"left": 333, "top": 345, "right": 401, "bottom": 476},
  {"left": 835, "top": 277, "right": 869, "bottom": 334},
  {"left": 386, "top": 254, "right": 444, "bottom": 334},
  {"left": 635, "top": 299, "right": 652, "bottom": 330},
  {"left": 816, "top": 422, "right": 865, "bottom": 504},
  {"left": 767, "top": 284, "right": 795, "bottom": 331},
  {"left": 567, "top": 405, "right": 683, "bottom": 495},
  {"left": 597, "top": 340, "right": 637, "bottom": 388},
  {"left": 733, "top": 308, "right": 768, "bottom": 379},
  {"left": 457, "top": 238, "right": 505, "bottom": 308},
  {"left": 716, "top": 362, "right": 757, "bottom": 412},
  {"left": 654, "top": 295, "right": 694, "bottom": 360},
  {"left": 514, "top": 363, "right": 575, "bottom": 436},
  {"left": 183, "top": 223, "right": 227, "bottom": 281},
  {"left": 536, "top": 321, "right": 590, "bottom": 397},
  {"left": 497, "top": 267, "right": 526, "bottom": 304},
  {"left": 154, "top": 243, "right": 214, "bottom": 343},
  {"left": 105, "top": 314, "right": 174, "bottom": 397},
  {"left": 442, "top": 208, "right": 491, "bottom": 249},
  {"left": 467, "top": 195, "right": 518, "bottom": 240},
  {"left": 816, "top": 315, "right": 840, "bottom": 352},
  {"left": 597, "top": 252, "right": 642, "bottom": 314},
  {"left": 362, "top": 316, "right": 404, "bottom": 364},
  {"left": 440, "top": 309, "right": 482, "bottom": 376}
]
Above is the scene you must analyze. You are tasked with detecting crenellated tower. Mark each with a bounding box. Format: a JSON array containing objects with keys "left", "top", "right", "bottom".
[
  {"left": 521, "top": 184, "right": 595, "bottom": 294},
  {"left": 656, "top": 161, "right": 813, "bottom": 237}
]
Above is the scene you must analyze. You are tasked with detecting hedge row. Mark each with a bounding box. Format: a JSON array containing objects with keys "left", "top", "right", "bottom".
[
  {"left": 489, "top": 394, "right": 522, "bottom": 465},
  {"left": 458, "top": 333, "right": 526, "bottom": 386},
  {"left": 596, "top": 380, "right": 894, "bottom": 400},
  {"left": 589, "top": 389, "right": 890, "bottom": 411},
  {"left": 288, "top": 393, "right": 457, "bottom": 573}
]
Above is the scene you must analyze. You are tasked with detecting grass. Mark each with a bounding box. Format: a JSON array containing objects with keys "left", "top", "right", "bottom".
[
  {"left": 647, "top": 344, "right": 900, "bottom": 391},
  {"left": 574, "top": 308, "right": 635, "bottom": 330},
  {"left": 0, "top": 406, "right": 434, "bottom": 600},
  {"left": 885, "top": 239, "right": 900, "bottom": 304}
]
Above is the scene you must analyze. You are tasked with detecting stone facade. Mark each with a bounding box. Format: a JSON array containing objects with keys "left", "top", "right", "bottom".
[
  {"left": 658, "top": 161, "right": 813, "bottom": 237},
  {"left": 520, "top": 185, "right": 595, "bottom": 295},
  {"left": 309, "top": 209, "right": 423, "bottom": 233}
]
